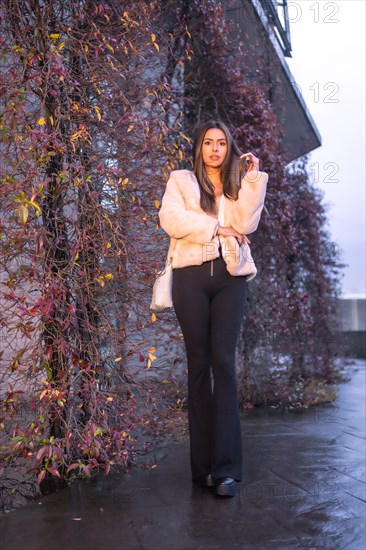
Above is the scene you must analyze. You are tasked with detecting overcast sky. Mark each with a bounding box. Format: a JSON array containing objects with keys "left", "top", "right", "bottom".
[{"left": 285, "top": 0, "right": 365, "bottom": 296}]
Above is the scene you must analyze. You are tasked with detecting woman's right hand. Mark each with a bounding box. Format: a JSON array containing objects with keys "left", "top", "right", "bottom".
[{"left": 217, "top": 226, "right": 248, "bottom": 245}]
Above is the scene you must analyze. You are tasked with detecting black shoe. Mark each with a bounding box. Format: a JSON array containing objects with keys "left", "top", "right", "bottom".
[
  {"left": 193, "top": 474, "right": 214, "bottom": 488},
  {"left": 214, "top": 477, "right": 236, "bottom": 497}
]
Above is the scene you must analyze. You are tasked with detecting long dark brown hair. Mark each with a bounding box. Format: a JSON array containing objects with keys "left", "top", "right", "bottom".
[{"left": 192, "top": 120, "right": 247, "bottom": 213}]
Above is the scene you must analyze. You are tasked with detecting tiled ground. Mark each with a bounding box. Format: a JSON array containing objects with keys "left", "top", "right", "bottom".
[{"left": 1, "top": 360, "right": 365, "bottom": 550}]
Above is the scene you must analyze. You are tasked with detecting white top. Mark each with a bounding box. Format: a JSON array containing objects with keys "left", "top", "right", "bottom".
[
  {"left": 218, "top": 194, "right": 225, "bottom": 225},
  {"left": 217, "top": 195, "right": 225, "bottom": 248}
]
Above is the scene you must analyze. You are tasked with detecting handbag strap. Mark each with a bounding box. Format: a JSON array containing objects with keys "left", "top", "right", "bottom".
[{"left": 167, "top": 238, "right": 178, "bottom": 266}]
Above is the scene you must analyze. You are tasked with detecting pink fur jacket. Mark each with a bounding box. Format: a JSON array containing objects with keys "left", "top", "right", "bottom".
[{"left": 158, "top": 169, "right": 268, "bottom": 281}]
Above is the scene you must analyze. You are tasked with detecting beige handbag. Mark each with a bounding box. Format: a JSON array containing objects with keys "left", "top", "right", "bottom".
[{"left": 150, "top": 255, "right": 174, "bottom": 311}]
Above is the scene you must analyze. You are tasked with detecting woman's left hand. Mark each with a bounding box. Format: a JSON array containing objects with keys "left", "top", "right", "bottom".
[
  {"left": 240, "top": 152, "right": 259, "bottom": 171},
  {"left": 243, "top": 235, "right": 251, "bottom": 244}
]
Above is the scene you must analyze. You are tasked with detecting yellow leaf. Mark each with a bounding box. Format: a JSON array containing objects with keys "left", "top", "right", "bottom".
[
  {"left": 50, "top": 33, "right": 60, "bottom": 40},
  {"left": 106, "top": 242, "right": 111, "bottom": 249},
  {"left": 27, "top": 200, "right": 41, "bottom": 217},
  {"left": 104, "top": 273, "right": 113, "bottom": 280},
  {"left": 105, "top": 43, "right": 114, "bottom": 53},
  {"left": 71, "top": 129, "right": 83, "bottom": 140},
  {"left": 151, "top": 33, "right": 156, "bottom": 42},
  {"left": 84, "top": 44, "right": 89, "bottom": 53},
  {"left": 151, "top": 313, "right": 157, "bottom": 323},
  {"left": 12, "top": 44, "right": 25, "bottom": 54},
  {"left": 93, "top": 105, "right": 101, "bottom": 121},
  {"left": 127, "top": 124, "right": 134, "bottom": 132},
  {"left": 153, "top": 42, "right": 160, "bottom": 52},
  {"left": 58, "top": 42, "right": 65, "bottom": 50},
  {"left": 154, "top": 200, "right": 160, "bottom": 208},
  {"left": 148, "top": 353, "right": 157, "bottom": 362},
  {"left": 49, "top": 115, "right": 54, "bottom": 126},
  {"left": 18, "top": 204, "right": 28, "bottom": 224},
  {"left": 114, "top": 356, "right": 122, "bottom": 362},
  {"left": 37, "top": 117, "right": 46, "bottom": 125},
  {"left": 147, "top": 358, "right": 151, "bottom": 368},
  {"left": 149, "top": 347, "right": 157, "bottom": 353},
  {"left": 106, "top": 397, "right": 113, "bottom": 402}
]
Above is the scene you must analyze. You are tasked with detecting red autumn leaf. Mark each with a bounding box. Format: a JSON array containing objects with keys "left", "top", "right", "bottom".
[
  {"left": 47, "top": 466, "right": 61, "bottom": 478},
  {"left": 37, "top": 470, "right": 46, "bottom": 485}
]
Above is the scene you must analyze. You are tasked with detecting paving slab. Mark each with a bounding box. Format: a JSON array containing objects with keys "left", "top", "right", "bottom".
[{"left": 1, "top": 360, "right": 365, "bottom": 550}]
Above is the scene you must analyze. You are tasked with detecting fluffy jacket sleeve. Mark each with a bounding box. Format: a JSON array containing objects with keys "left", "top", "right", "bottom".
[
  {"left": 159, "top": 172, "right": 219, "bottom": 244},
  {"left": 231, "top": 170, "right": 268, "bottom": 235}
]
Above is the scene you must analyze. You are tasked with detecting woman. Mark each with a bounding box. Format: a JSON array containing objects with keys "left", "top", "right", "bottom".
[{"left": 159, "top": 120, "right": 268, "bottom": 497}]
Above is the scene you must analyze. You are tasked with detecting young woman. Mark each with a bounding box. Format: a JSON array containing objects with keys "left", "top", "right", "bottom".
[{"left": 159, "top": 120, "right": 268, "bottom": 497}]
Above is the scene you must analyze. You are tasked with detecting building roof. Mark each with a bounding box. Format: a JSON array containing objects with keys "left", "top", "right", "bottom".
[{"left": 226, "top": 0, "right": 322, "bottom": 163}]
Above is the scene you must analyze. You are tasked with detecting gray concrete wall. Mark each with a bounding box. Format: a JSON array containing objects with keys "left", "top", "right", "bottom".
[
  {"left": 338, "top": 297, "right": 366, "bottom": 331},
  {"left": 337, "top": 297, "right": 366, "bottom": 358}
]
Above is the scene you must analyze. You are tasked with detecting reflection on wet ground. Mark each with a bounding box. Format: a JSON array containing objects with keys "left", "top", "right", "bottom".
[{"left": 1, "top": 360, "right": 365, "bottom": 550}]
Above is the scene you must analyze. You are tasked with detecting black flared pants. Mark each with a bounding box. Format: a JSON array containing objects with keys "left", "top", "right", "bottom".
[{"left": 172, "top": 254, "right": 247, "bottom": 482}]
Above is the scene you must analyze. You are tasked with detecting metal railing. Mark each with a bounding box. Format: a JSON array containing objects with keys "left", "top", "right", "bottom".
[{"left": 259, "top": 0, "right": 292, "bottom": 57}]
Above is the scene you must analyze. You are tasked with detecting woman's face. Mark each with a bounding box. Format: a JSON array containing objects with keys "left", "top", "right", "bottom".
[{"left": 201, "top": 128, "right": 228, "bottom": 170}]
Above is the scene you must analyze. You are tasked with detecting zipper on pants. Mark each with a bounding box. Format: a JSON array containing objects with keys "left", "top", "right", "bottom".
[{"left": 210, "top": 259, "right": 213, "bottom": 277}]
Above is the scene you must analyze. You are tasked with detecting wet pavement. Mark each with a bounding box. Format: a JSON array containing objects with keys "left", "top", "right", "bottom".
[{"left": 1, "top": 360, "right": 365, "bottom": 550}]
